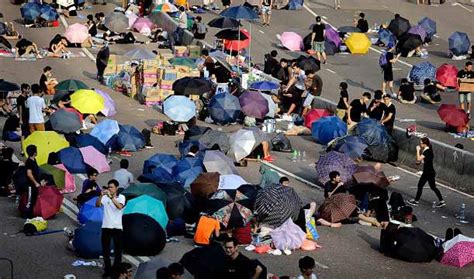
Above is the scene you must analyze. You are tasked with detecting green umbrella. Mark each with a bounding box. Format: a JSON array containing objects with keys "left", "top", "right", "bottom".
[
  {"left": 169, "top": 57, "right": 197, "bottom": 69},
  {"left": 40, "top": 164, "right": 65, "bottom": 189},
  {"left": 55, "top": 79, "right": 88, "bottom": 92},
  {"left": 122, "top": 183, "right": 167, "bottom": 205},
  {"left": 124, "top": 195, "right": 169, "bottom": 229}
]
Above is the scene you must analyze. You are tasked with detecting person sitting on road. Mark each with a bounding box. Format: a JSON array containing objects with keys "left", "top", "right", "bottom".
[
  {"left": 75, "top": 168, "right": 100, "bottom": 206},
  {"left": 324, "top": 171, "right": 347, "bottom": 198},
  {"left": 114, "top": 159, "right": 134, "bottom": 192},
  {"left": 354, "top": 12, "right": 369, "bottom": 33},
  {"left": 259, "top": 164, "right": 280, "bottom": 188},
  {"left": 86, "top": 14, "right": 98, "bottom": 37},
  {"left": 48, "top": 34, "right": 69, "bottom": 56},
  {"left": 420, "top": 78, "right": 441, "bottom": 104},
  {"left": 282, "top": 62, "right": 306, "bottom": 116},
  {"left": 192, "top": 16, "right": 207, "bottom": 40},
  {"left": 297, "top": 256, "right": 318, "bottom": 279},
  {"left": 168, "top": 263, "right": 185, "bottom": 279},
  {"left": 15, "top": 38, "right": 41, "bottom": 58},
  {"left": 397, "top": 78, "right": 416, "bottom": 104},
  {"left": 95, "top": 12, "right": 107, "bottom": 31},
  {"left": 194, "top": 214, "right": 221, "bottom": 246},
  {"left": 1, "top": 22, "right": 21, "bottom": 40}
]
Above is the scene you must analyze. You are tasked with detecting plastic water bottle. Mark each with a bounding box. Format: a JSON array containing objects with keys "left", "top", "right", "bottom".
[
  {"left": 107, "top": 147, "right": 112, "bottom": 161},
  {"left": 291, "top": 150, "right": 298, "bottom": 162},
  {"left": 432, "top": 201, "right": 437, "bottom": 213},
  {"left": 459, "top": 203, "right": 468, "bottom": 224},
  {"left": 302, "top": 151, "right": 306, "bottom": 161}
]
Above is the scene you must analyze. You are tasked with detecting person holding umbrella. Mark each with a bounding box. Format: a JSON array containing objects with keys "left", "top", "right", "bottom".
[{"left": 457, "top": 61, "right": 473, "bottom": 117}]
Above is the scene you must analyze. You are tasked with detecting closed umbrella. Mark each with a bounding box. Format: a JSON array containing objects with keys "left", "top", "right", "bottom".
[
  {"left": 352, "top": 165, "right": 390, "bottom": 188},
  {"left": 71, "top": 89, "right": 105, "bottom": 114},
  {"left": 64, "top": 23, "right": 89, "bottom": 44},
  {"left": 408, "top": 25, "right": 427, "bottom": 42},
  {"left": 105, "top": 12, "right": 129, "bottom": 32},
  {"left": 345, "top": 33, "right": 371, "bottom": 54},
  {"left": 115, "top": 125, "right": 145, "bottom": 152},
  {"left": 169, "top": 58, "right": 198, "bottom": 69},
  {"left": 59, "top": 147, "right": 88, "bottom": 174},
  {"left": 133, "top": 17, "right": 153, "bottom": 34},
  {"left": 124, "top": 48, "right": 156, "bottom": 60},
  {"left": 436, "top": 64, "right": 459, "bottom": 88},
  {"left": 55, "top": 79, "right": 88, "bottom": 93},
  {"left": 79, "top": 146, "right": 110, "bottom": 173},
  {"left": 279, "top": 32, "right": 303, "bottom": 51},
  {"left": 77, "top": 197, "right": 103, "bottom": 224},
  {"left": 329, "top": 135, "right": 368, "bottom": 160},
  {"left": 218, "top": 174, "right": 248, "bottom": 190},
  {"left": 172, "top": 77, "right": 212, "bottom": 96},
  {"left": 418, "top": 17, "right": 436, "bottom": 39},
  {"left": 143, "top": 154, "right": 178, "bottom": 183},
  {"left": 220, "top": 5, "right": 259, "bottom": 20},
  {"left": 437, "top": 104, "right": 468, "bottom": 128},
  {"left": 72, "top": 222, "right": 103, "bottom": 259},
  {"left": 122, "top": 183, "right": 167, "bottom": 203},
  {"left": 318, "top": 193, "right": 356, "bottom": 222},
  {"left": 33, "top": 186, "right": 63, "bottom": 219},
  {"left": 155, "top": 183, "right": 194, "bottom": 221},
  {"left": 204, "top": 151, "right": 238, "bottom": 175},
  {"left": 388, "top": 16, "right": 411, "bottom": 39},
  {"left": 91, "top": 119, "right": 120, "bottom": 145},
  {"left": 94, "top": 89, "right": 116, "bottom": 117},
  {"left": 311, "top": 116, "right": 347, "bottom": 145},
  {"left": 75, "top": 134, "right": 108, "bottom": 155},
  {"left": 40, "top": 5, "right": 59, "bottom": 21},
  {"left": 239, "top": 91, "right": 269, "bottom": 119},
  {"left": 208, "top": 93, "right": 241, "bottom": 125},
  {"left": 23, "top": 131, "right": 69, "bottom": 165},
  {"left": 409, "top": 61, "right": 436, "bottom": 86},
  {"left": 448, "top": 31, "right": 471, "bottom": 56},
  {"left": 378, "top": 28, "right": 396, "bottom": 46},
  {"left": 255, "top": 183, "right": 302, "bottom": 227},
  {"left": 135, "top": 257, "right": 193, "bottom": 279},
  {"left": 249, "top": 81, "right": 279, "bottom": 91},
  {"left": 190, "top": 172, "right": 220, "bottom": 199},
  {"left": 325, "top": 25, "right": 342, "bottom": 47},
  {"left": 124, "top": 195, "right": 168, "bottom": 229},
  {"left": 20, "top": 2, "right": 41, "bottom": 21},
  {"left": 163, "top": 96, "right": 196, "bottom": 122},
  {"left": 172, "top": 157, "right": 204, "bottom": 188},
  {"left": 228, "top": 129, "right": 259, "bottom": 162},
  {"left": 304, "top": 109, "right": 330, "bottom": 129},
  {"left": 208, "top": 17, "right": 241, "bottom": 29},
  {"left": 48, "top": 109, "right": 82, "bottom": 133},
  {"left": 316, "top": 151, "right": 356, "bottom": 184},
  {"left": 441, "top": 234, "right": 474, "bottom": 268},
  {"left": 216, "top": 29, "right": 249, "bottom": 40},
  {"left": 193, "top": 130, "right": 231, "bottom": 153},
  {"left": 123, "top": 213, "right": 166, "bottom": 256},
  {"left": 208, "top": 186, "right": 256, "bottom": 229}
]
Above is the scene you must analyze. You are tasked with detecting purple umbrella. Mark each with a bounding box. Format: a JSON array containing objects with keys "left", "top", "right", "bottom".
[
  {"left": 325, "top": 25, "right": 342, "bottom": 47},
  {"left": 316, "top": 151, "right": 356, "bottom": 184},
  {"left": 239, "top": 91, "right": 269, "bottom": 119},
  {"left": 408, "top": 25, "right": 427, "bottom": 42},
  {"left": 94, "top": 89, "right": 116, "bottom": 117}
]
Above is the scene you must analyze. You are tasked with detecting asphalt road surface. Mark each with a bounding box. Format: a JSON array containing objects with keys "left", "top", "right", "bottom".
[{"left": 0, "top": 1, "right": 473, "bottom": 278}]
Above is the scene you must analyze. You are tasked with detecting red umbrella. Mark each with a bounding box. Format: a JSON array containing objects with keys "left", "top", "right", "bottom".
[
  {"left": 436, "top": 64, "right": 459, "bottom": 88},
  {"left": 224, "top": 29, "right": 251, "bottom": 51},
  {"left": 305, "top": 109, "right": 331, "bottom": 129},
  {"left": 63, "top": 107, "right": 83, "bottom": 121},
  {"left": 437, "top": 104, "right": 468, "bottom": 128},
  {"left": 34, "top": 186, "right": 64, "bottom": 219}
]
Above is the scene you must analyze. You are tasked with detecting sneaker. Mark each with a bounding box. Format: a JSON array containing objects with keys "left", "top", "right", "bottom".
[
  {"left": 263, "top": 155, "right": 274, "bottom": 162},
  {"left": 436, "top": 201, "right": 446, "bottom": 208},
  {"left": 406, "top": 199, "right": 419, "bottom": 206},
  {"left": 145, "top": 144, "right": 154, "bottom": 149}
]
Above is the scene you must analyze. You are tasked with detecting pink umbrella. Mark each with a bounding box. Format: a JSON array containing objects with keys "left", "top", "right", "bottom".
[
  {"left": 55, "top": 164, "right": 76, "bottom": 194},
  {"left": 280, "top": 32, "right": 303, "bottom": 51},
  {"left": 133, "top": 17, "right": 153, "bottom": 34},
  {"left": 441, "top": 235, "right": 474, "bottom": 268},
  {"left": 127, "top": 12, "right": 139, "bottom": 28},
  {"left": 79, "top": 146, "right": 110, "bottom": 173},
  {"left": 64, "top": 23, "right": 89, "bottom": 44},
  {"left": 94, "top": 89, "right": 117, "bottom": 117}
]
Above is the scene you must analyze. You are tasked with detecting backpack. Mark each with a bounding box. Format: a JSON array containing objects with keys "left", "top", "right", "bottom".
[
  {"left": 196, "top": 22, "right": 207, "bottom": 35},
  {"left": 379, "top": 51, "right": 388, "bottom": 68},
  {"left": 271, "top": 133, "right": 292, "bottom": 152}
]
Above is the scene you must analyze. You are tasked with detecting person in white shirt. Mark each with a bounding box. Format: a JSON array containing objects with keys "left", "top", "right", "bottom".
[
  {"left": 96, "top": 179, "right": 126, "bottom": 278},
  {"left": 282, "top": 62, "right": 306, "bottom": 115},
  {"left": 26, "top": 84, "right": 47, "bottom": 133},
  {"left": 114, "top": 159, "right": 134, "bottom": 191},
  {"left": 297, "top": 256, "right": 318, "bottom": 279}
]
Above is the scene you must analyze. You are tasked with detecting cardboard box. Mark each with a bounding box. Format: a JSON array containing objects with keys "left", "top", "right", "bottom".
[
  {"left": 144, "top": 95, "right": 162, "bottom": 102},
  {"left": 160, "top": 80, "right": 174, "bottom": 90},
  {"left": 188, "top": 45, "right": 201, "bottom": 58},
  {"left": 162, "top": 69, "right": 177, "bottom": 81},
  {"left": 107, "top": 54, "right": 117, "bottom": 66},
  {"left": 160, "top": 53, "right": 174, "bottom": 66},
  {"left": 159, "top": 89, "right": 174, "bottom": 101},
  {"left": 174, "top": 46, "right": 188, "bottom": 57},
  {"left": 144, "top": 87, "right": 160, "bottom": 97},
  {"left": 175, "top": 65, "right": 191, "bottom": 73},
  {"left": 459, "top": 78, "right": 474, "bottom": 92},
  {"left": 143, "top": 60, "right": 160, "bottom": 70}
]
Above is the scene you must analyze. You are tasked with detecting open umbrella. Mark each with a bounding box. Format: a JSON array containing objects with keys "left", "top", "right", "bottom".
[
  {"left": 71, "top": 89, "right": 105, "bottom": 114},
  {"left": 75, "top": 134, "right": 108, "bottom": 155},
  {"left": 311, "top": 116, "right": 347, "bottom": 145},
  {"left": 55, "top": 79, "right": 88, "bottom": 93},
  {"left": 77, "top": 197, "right": 103, "bottom": 224},
  {"left": 352, "top": 165, "right": 390, "bottom": 188},
  {"left": 163, "top": 96, "right": 196, "bottom": 122},
  {"left": 126, "top": 12, "right": 139, "bottom": 27},
  {"left": 143, "top": 154, "right": 178, "bottom": 183},
  {"left": 135, "top": 257, "right": 193, "bottom": 279},
  {"left": 418, "top": 17, "right": 436, "bottom": 39},
  {"left": 153, "top": 2, "right": 179, "bottom": 13},
  {"left": 172, "top": 77, "right": 212, "bottom": 96},
  {"left": 64, "top": 23, "right": 89, "bottom": 44},
  {"left": 318, "top": 193, "right": 356, "bottom": 222},
  {"left": 218, "top": 174, "right": 248, "bottom": 190},
  {"left": 155, "top": 183, "right": 194, "bottom": 221},
  {"left": 208, "top": 186, "right": 256, "bottom": 229},
  {"left": 40, "top": 164, "right": 72, "bottom": 191},
  {"left": 337, "top": 26, "right": 361, "bottom": 33},
  {"left": 208, "top": 93, "right": 241, "bottom": 125},
  {"left": 40, "top": 4, "right": 59, "bottom": 21},
  {"left": 91, "top": 119, "right": 120, "bottom": 145},
  {"left": 220, "top": 5, "right": 259, "bottom": 20},
  {"left": 325, "top": 25, "right": 342, "bottom": 47},
  {"left": 437, "top": 104, "right": 469, "bottom": 128},
  {"left": 296, "top": 55, "right": 321, "bottom": 73},
  {"left": 124, "top": 195, "right": 168, "bottom": 229},
  {"left": 279, "top": 32, "right": 303, "bottom": 51},
  {"left": 124, "top": 48, "right": 156, "bottom": 60},
  {"left": 448, "top": 31, "right": 471, "bottom": 56},
  {"left": 304, "top": 109, "right": 330, "bottom": 129},
  {"left": 105, "top": 12, "right": 129, "bottom": 32},
  {"left": 399, "top": 33, "right": 423, "bottom": 53},
  {"left": 169, "top": 58, "right": 198, "bottom": 69},
  {"left": 58, "top": 147, "right": 88, "bottom": 174},
  {"left": 49, "top": 109, "right": 82, "bottom": 133},
  {"left": 441, "top": 234, "right": 474, "bottom": 268},
  {"left": 329, "top": 135, "right": 368, "bottom": 159},
  {"left": 23, "top": 131, "right": 69, "bottom": 166},
  {"left": 390, "top": 227, "right": 437, "bottom": 262},
  {"left": 216, "top": 29, "right": 249, "bottom": 40},
  {"left": 388, "top": 16, "right": 411, "bottom": 39},
  {"left": 178, "top": 140, "right": 207, "bottom": 158},
  {"left": 345, "top": 33, "right": 371, "bottom": 54},
  {"left": 239, "top": 91, "right": 269, "bottom": 119},
  {"left": 172, "top": 157, "right": 204, "bottom": 188},
  {"left": 316, "top": 151, "right": 356, "bottom": 184},
  {"left": 228, "top": 129, "right": 259, "bottom": 162},
  {"left": 260, "top": 93, "right": 277, "bottom": 118},
  {"left": 378, "top": 28, "right": 396, "bottom": 47},
  {"left": 115, "top": 125, "right": 145, "bottom": 152},
  {"left": 33, "top": 186, "right": 63, "bottom": 219},
  {"left": 0, "top": 79, "right": 20, "bottom": 94},
  {"left": 204, "top": 150, "right": 239, "bottom": 175},
  {"left": 193, "top": 130, "right": 231, "bottom": 153},
  {"left": 180, "top": 244, "right": 227, "bottom": 278},
  {"left": 255, "top": 183, "right": 302, "bottom": 227},
  {"left": 436, "top": 64, "right": 459, "bottom": 88},
  {"left": 72, "top": 222, "right": 103, "bottom": 259},
  {"left": 408, "top": 25, "right": 427, "bottom": 42},
  {"left": 249, "top": 81, "right": 279, "bottom": 91},
  {"left": 352, "top": 118, "right": 398, "bottom": 162},
  {"left": 54, "top": 164, "right": 76, "bottom": 193},
  {"left": 94, "top": 89, "right": 116, "bottom": 117},
  {"left": 208, "top": 17, "right": 241, "bottom": 29},
  {"left": 190, "top": 172, "right": 220, "bottom": 199},
  {"left": 123, "top": 213, "right": 166, "bottom": 256},
  {"left": 224, "top": 29, "right": 251, "bottom": 51},
  {"left": 79, "top": 146, "right": 109, "bottom": 173},
  {"left": 133, "top": 17, "right": 153, "bottom": 34},
  {"left": 123, "top": 183, "right": 167, "bottom": 203},
  {"left": 21, "top": 2, "right": 41, "bottom": 21},
  {"left": 409, "top": 61, "right": 436, "bottom": 86}
]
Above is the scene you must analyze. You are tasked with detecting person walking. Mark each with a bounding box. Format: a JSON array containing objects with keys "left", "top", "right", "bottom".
[
  {"left": 407, "top": 137, "right": 446, "bottom": 208},
  {"left": 381, "top": 51, "right": 399, "bottom": 98},
  {"left": 26, "top": 84, "right": 48, "bottom": 134},
  {"left": 261, "top": 0, "right": 272, "bottom": 26},
  {"left": 457, "top": 61, "right": 473, "bottom": 117},
  {"left": 334, "top": 0, "right": 341, "bottom": 9},
  {"left": 311, "top": 16, "right": 327, "bottom": 64},
  {"left": 96, "top": 179, "right": 126, "bottom": 278},
  {"left": 17, "top": 83, "right": 30, "bottom": 152}
]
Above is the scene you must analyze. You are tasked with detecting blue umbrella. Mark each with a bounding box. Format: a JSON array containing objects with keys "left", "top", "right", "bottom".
[
  {"left": 249, "top": 81, "right": 280, "bottom": 91},
  {"left": 163, "top": 96, "right": 196, "bottom": 122},
  {"left": 316, "top": 151, "right": 356, "bottom": 184},
  {"left": 20, "top": 2, "right": 41, "bottom": 21},
  {"left": 408, "top": 25, "right": 427, "bottom": 42},
  {"left": 378, "top": 29, "right": 396, "bottom": 46},
  {"left": 311, "top": 116, "right": 347, "bottom": 145},
  {"left": 116, "top": 125, "right": 145, "bottom": 152},
  {"left": 208, "top": 93, "right": 241, "bottom": 125},
  {"left": 172, "top": 157, "right": 203, "bottom": 188},
  {"left": 409, "top": 61, "right": 436, "bottom": 86},
  {"left": 75, "top": 134, "right": 108, "bottom": 155},
  {"left": 220, "top": 6, "right": 259, "bottom": 20},
  {"left": 58, "top": 147, "right": 88, "bottom": 174},
  {"left": 40, "top": 4, "right": 59, "bottom": 21},
  {"left": 143, "top": 154, "right": 178, "bottom": 184},
  {"left": 418, "top": 17, "right": 436, "bottom": 39},
  {"left": 352, "top": 118, "right": 398, "bottom": 162},
  {"left": 448, "top": 31, "right": 471, "bottom": 56},
  {"left": 72, "top": 222, "right": 104, "bottom": 259},
  {"left": 332, "top": 135, "right": 368, "bottom": 159},
  {"left": 91, "top": 119, "right": 120, "bottom": 145},
  {"left": 178, "top": 140, "right": 207, "bottom": 158},
  {"left": 77, "top": 197, "right": 103, "bottom": 224}
]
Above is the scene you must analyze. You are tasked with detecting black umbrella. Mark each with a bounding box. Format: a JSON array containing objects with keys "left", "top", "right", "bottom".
[
  {"left": 208, "top": 17, "right": 241, "bottom": 29},
  {"left": 123, "top": 213, "right": 166, "bottom": 256},
  {"left": 0, "top": 79, "right": 20, "bottom": 94},
  {"left": 388, "top": 16, "right": 411, "bottom": 39},
  {"left": 155, "top": 182, "right": 195, "bottom": 221},
  {"left": 399, "top": 33, "right": 423, "bottom": 52},
  {"left": 191, "top": 129, "right": 231, "bottom": 153},
  {"left": 215, "top": 29, "right": 249, "bottom": 40},
  {"left": 296, "top": 55, "right": 320, "bottom": 73},
  {"left": 0, "top": 36, "right": 12, "bottom": 50},
  {"left": 390, "top": 227, "right": 437, "bottom": 262},
  {"left": 49, "top": 109, "right": 82, "bottom": 133},
  {"left": 255, "top": 183, "right": 302, "bottom": 227},
  {"left": 180, "top": 244, "right": 227, "bottom": 278},
  {"left": 172, "top": 77, "right": 212, "bottom": 96},
  {"left": 184, "top": 125, "right": 212, "bottom": 141}
]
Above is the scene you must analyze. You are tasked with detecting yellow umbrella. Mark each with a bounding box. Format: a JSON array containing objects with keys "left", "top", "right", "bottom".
[
  {"left": 23, "top": 131, "right": 70, "bottom": 165},
  {"left": 345, "top": 33, "right": 371, "bottom": 55},
  {"left": 70, "top": 89, "right": 105, "bottom": 114}
]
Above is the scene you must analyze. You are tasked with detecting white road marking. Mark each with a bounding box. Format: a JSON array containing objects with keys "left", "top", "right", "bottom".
[
  {"left": 314, "top": 260, "right": 329, "bottom": 269},
  {"left": 259, "top": 30, "right": 265, "bottom": 34},
  {"left": 451, "top": 2, "right": 473, "bottom": 12},
  {"left": 326, "top": 68, "right": 336, "bottom": 74}
]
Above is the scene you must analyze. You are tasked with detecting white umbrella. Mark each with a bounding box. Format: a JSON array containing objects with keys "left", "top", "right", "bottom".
[
  {"left": 218, "top": 174, "right": 248, "bottom": 190},
  {"left": 203, "top": 150, "right": 239, "bottom": 175},
  {"left": 228, "top": 129, "right": 258, "bottom": 162}
]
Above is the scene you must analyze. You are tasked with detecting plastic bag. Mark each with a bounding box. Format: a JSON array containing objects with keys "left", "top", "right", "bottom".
[
  {"left": 271, "top": 133, "right": 292, "bottom": 152},
  {"left": 306, "top": 217, "right": 319, "bottom": 240},
  {"left": 270, "top": 218, "right": 306, "bottom": 250}
]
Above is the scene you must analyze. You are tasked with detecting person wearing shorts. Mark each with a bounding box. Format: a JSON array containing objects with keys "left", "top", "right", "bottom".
[
  {"left": 311, "top": 16, "right": 327, "bottom": 64},
  {"left": 261, "top": 0, "right": 272, "bottom": 26},
  {"left": 457, "top": 61, "right": 473, "bottom": 117}
]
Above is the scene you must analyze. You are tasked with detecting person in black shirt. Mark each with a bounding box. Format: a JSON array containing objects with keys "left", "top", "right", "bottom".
[
  {"left": 223, "top": 237, "right": 262, "bottom": 279},
  {"left": 96, "top": 44, "right": 110, "bottom": 83},
  {"left": 273, "top": 58, "right": 290, "bottom": 85},
  {"left": 457, "top": 61, "right": 473, "bottom": 116},
  {"left": 368, "top": 90, "right": 385, "bottom": 121},
  {"left": 264, "top": 50, "right": 279, "bottom": 75},
  {"left": 421, "top": 78, "right": 441, "bottom": 104},
  {"left": 324, "top": 171, "right": 347, "bottom": 198},
  {"left": 86, "top": 14, "right": 98, "bottom": 37},
  {"left": 381, "top": 94, "right": 396, "bottom": 134},
  {"left": 23, "top": 145, "right": 43, "bottom": 218},
  {"left": 0, "top": 147, "right": 18, "bottom": 196},
  {"left": 15, "top": 38, "right": 41, "bottom": 58},
  {"left": 311, "top": 16, "right": 327, "bottom": 64},
  {"left": 347, "top": 92, "right": 371, "bottom": 125},
  {"left": 336, "top": 82, "right": 349, "bottom": 120},
  {"left": 397, "top": 78, "right": 416, "bottom": 104},
  {"left": 2, "top": 113, "right": 21, "bottom": 141},
  {"left": 381, "top": 51, "right": 399, "bottom": 98},
  {"left": 407, "top": 137, "right": 445, "bottom": 208},
  {"left": 355, "top": 12, "right": 369, "bottom": 33}
]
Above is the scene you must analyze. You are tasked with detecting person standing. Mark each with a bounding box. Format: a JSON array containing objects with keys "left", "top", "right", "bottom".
[
  {"left": 282, "top": 62, "right": 306, "bottom": 115},
  {"left": 23, "top": 145, "right": 43, "bottom": 218},
  {"left": 96, "top": 44, "right": 110, "bottom": 83},
  {"left": 334, "top": 0, "right": 341, "bottom": 9},
  {"left": 457, "top": 61, "right": 473, "bottom": 117},
  {"left": 336, "top": 82, "right": 349, "bottom": 120},
  {"left": 407, "top": 137, "right": 446, "bottom": 208},
  {"left": 175, "top": 6, "right": 188, "bottom": 45},
  {"left": 311, "top": 16, "right": 327, "bottom": 64},
  {"left": 261, "top": 0, "right": 272, "bottom": 26},
  {"left": 347, "top": 92, "right": 371, "bottom": 126},
  {"left": 17, "top": 83, "right": 30, "bottom": 152},
  {"left": 381, "top": 51, "right": 399, "bottom": 98},
  {"left": 96, "top": 179, "right": 126, "bottom": 278},
  {"left": 26, "top": 84, "right": 47, "bottom": 133},
  {"left": 191, "top": 16, "right": 207, "bottom": 40},
  {"left": 114, "top": 159, "right": 134, "bottom": 192},
  {"left": 368, "top": 90, "right": 385, "bottom": 121},
  {"left": 380, "top": 94, "right": 396, "bottom": 135}
]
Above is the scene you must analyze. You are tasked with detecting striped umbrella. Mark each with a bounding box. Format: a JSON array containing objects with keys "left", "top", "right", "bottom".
[
  {"left": 255, "top": 183, "right": 302, "bottom": 227},
  {"left": 318, "top": 193, "right": 356, "bottom": 223}
]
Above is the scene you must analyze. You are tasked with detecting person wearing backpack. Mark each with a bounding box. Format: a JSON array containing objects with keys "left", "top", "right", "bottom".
[
  {"left": 380, "top": 51, "right": 399, "bottom": 98},
  {"left": 192, "top": 16, "right": 207, "bottom": 40}
]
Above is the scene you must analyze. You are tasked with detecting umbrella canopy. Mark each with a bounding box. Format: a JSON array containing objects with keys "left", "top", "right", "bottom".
[
  {"left": 318, "top": 193, "right": 356, "bottom": 222},
  {"left": 325, "top": 25, "right": 342, "bottom": 47},
  {"left": 311, "top": 116, "right": 347, "bottom": 145},
  {"left": 304, "top": 109, "right": 330, "bottom": 129},
  {"left": 58, "top": 147, "right": 88, "bottom": 174},
  {"left": 218, "top": 174, "right": 248, "bottom": 190},
  {"left": 133, "top": 17, "right": 153, "bottom": 34},
  {"left": 295, "top": 55, "right": 321, "bottom": 73},
  {"left": 91, "top": 119, "right": 120, "bottom": 145},
  {"left": 193, "top": 130, "right": 231, "bottom": 153},
  {"left": 135, "top": 257, "right": 193, "bottom": 279},
  {"left": 122, "top": 183, "right": 167, "bottom": 203},
  {"left": 436, "top": 64, "right": 459, "bottom": 88},
  {"left": 54, "top": 164, "right": 76, "bottom": 193},
  {"left": 64, "top": 23, "right": 89, "bottom": 44},
  {"left": 124, "top": 48, "right": 156, "bottom": 60},
  {"left": 228, "top": 129, "right": 259, "bottom": 162},
  {"left": 400, "top": 33, "right": 423, "bottom": 52},
  {"left": 0, "top": 23, "right": 6, "bottom": 36},
  {"left": 279, "top": 32, "right": 303, "bottom": 51},
  {"left": 345, "top": 33, "right": 371, "bottom": 54},
  {"left": 437, "top": 104, "right": 469, "bottom": 128},
  {"left": 72, "top": 222, "right": 103, "bottom": 259},
  {"left": 169, "top": 58, "right": 198, "bottom": 69},
  {"left": 105, "top": 12, "right": 129, "bottom": 32},
  {"left": 163, "top": 96, "right": 196, "bottom": 122},
  {"left": 249, "top": 81, "right": 279, "bottom": 91},
  {"left": 23, "top": 131, "right": 69, "bottom": 165},
  {"left": 180, "top": 244, "right": 227, "bottom": 278},
  {"left": 224, "top": 29, "right": 250, "bottom": 51},
  {"left": 448, "top": 31, "right": 471, "bottom": 56},
  {"left": 409, "top": 61, "right": 436, "bottom": 86},
  {"left": 143, "top": 154, "right": 178, "bottom": 183},
  {"left": 352, "top": 118, "right": 398, "bottom": 162},
  {"left": 49, "top": 109, "right": 82, "bottom": 133},
  {"left": 56, "top": 0, "right": 75, "bottom": 7},
  {"left": 172, "top": 77, "right": 212, "bottom": 96},
  {"left": 239, "top": 91, "right": 269, "bottom": 119},
  {"left": 115, "top": 125, "right": 145, "bottom": 152},
  {"left": 208, "top": 17, "right": 241, "bottom": 29},
  {"left": 255, "top": 183, "right": 302, "bottom": 227},
  {"left": 204, "top": 150, "right": 239, "bottom": 175},
  {"left": 208, "top": 93, "right": 241, "bottom": 125},
  {"left": 77, "top": 197, "right": 103, "bottom": 224},
  {"left": 40, "top": 164, "right": 68, "bottom": 190},
  {"left": 79, "top": 146, "right": 109, "bottom": 173},
  {"left": 55, "top": 79, "right": 88, "bottom": 93},
  {"left": 123, "top": 213, "right": 166, "bottom": 256},
  {"left": 40, "top": 4, "right": 59, "bottom": 21},
  {"left": 124, "top": 195, "right": 168, "bottom": 229},
  {"left": 216, "top": 29, "right": 249, "bottom": 40},
  {"left": 153, "top": 3, "right": 179, "bottom": 13},
  {"left": 75, "top": 134, "right": 108, "bottom": 155},
  {"left": 0, "top": 79, "right": 20, "bottom": 93},
  {"left": 388, "top": 16, "right": 411, "bottom": 39},
  {"left": 441, "top": 234, "right": 474, "bottom": 268},
  {"left": 190, "top": 172, "right": 220, "bottom": 199},
  {"left": 408, "top": 25, "right": 427, "bottom": 42},
  {"left": 208, "top": 186, "right": 256, "bottom": 229},
  {"left": 155, "top": 183, "right": 194, "bottom": 221},
  {"left": 418, "top": 17, "right": 436, "bottom": 39},
  {"left": 33, "top": 186, "right": 63, "bottom": 219},
  {"left": 94, "top": 89, "right": 117, "bottom": 117},
  {"left": 260, "top": 93, "right": 277, "bottom": 118},
  {"left": 70, "top": 89, "right": 105, "bottom": 114},
  {"left": 316, "top": 151, "right": 356, "bottom": 184},
  {"left": 178, "top": 140, "right": 207, "bottom": 158},
  {"left": 330, "top": 135, "right": 368, "bottom": 159},
  {"left": 126, "top": 12, "right": 139, "bottom": 27},
  {"left": 220, "top": 5, "right": 259, "bottom": 20},
  {"left": 172, "top": 157, "right": 204, "bottom": 188},
  {"left": 378, "top": 28, "right": 396, "bottom": 46},
  {"left": 390, "top": 227, "right": 437, "bottom": 262},
  {"left": 21, "top": 2, "right": 41, "bottom": 21},
  {"left": 352, "top": 165, "right": 390, "bottom": 188}
]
